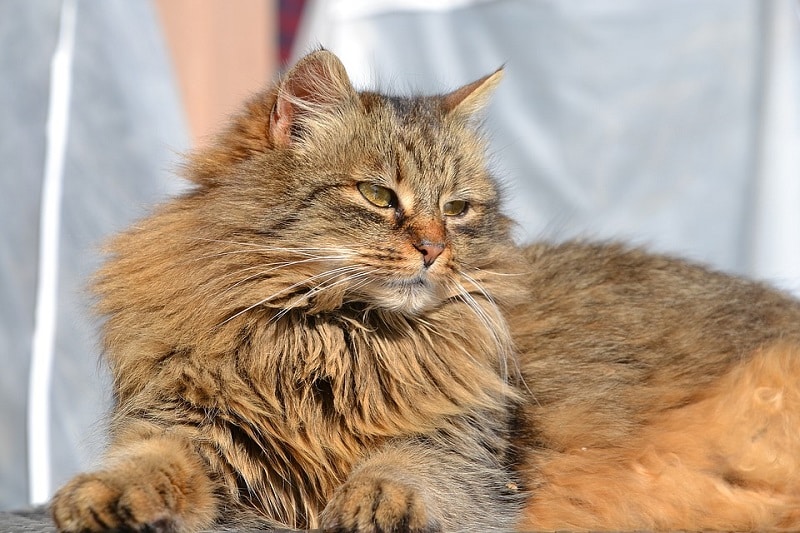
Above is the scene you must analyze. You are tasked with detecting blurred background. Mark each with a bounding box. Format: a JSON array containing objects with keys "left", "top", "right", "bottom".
[{"left": 1, "top": 0, "right": 798, "bottom": 511}]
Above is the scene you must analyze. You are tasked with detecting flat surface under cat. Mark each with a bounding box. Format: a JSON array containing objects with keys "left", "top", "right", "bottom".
[{"left": 50, "top": 50, "right": 800, "bottom": 532}]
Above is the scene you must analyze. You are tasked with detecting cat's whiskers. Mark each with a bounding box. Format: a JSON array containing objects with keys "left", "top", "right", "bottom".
[
  {"left": 452, "top": 271, "right": 521, "bottom": 377},
  {"left": 218, "top": 255, "right": 355, "bottom": 295},
  {"left": 463, "top": 268, "right": 529, "bottom": 278},
  {"left": 194, "top": 249, "right": 353, "bottom": 262},
  {"left": 457, "top": 259, "right": 531, "bottom": 279},
  {"left": 217, "top": 264, "right": 366, "bottom": 327},
  {"left": 306, "top": 267, "right": 377, "bottom": 298},
  {"left": 449, "top": 281, "right": 510, "bottom": 380},
  {"left": 451, "top": 272, "right": 498, "bottom": 320},
  {"left": 269, "top": 266, "right": 379, "bottom": 323},
  {"left": 191, "top": 237, "right": 358, "bottom": 256},
  {"left": 455, "top": 271, "right": 534, "bottom": 398}
]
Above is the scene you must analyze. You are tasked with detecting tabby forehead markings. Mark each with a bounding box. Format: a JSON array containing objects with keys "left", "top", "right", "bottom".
[
  {"left": 394, "top": 134, "right": 457, "bottom": 216},
  {"left": 398, "top": 132, "right": 426, "bottom": 177}
]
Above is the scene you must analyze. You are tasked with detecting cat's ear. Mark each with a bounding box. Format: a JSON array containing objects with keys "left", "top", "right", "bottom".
[
  {"left": 184, "top": 50, "right": 354, "bottom": 187},
  {"left": 269, "top": 49, "right": 356, "bottom": 147},
  {"left": 442, "top": 67, "right": 504, "bottom": 119}
]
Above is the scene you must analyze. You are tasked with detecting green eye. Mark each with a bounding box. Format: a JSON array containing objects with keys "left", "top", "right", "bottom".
[
  {"left": 443, "top": 200, "right": 468, "bottom": 216},
  {"left": 357, "top": 182, "right": 397, "bottom": 208}
]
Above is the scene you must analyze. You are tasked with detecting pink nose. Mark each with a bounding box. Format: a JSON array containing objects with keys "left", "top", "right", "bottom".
[{"left": 414, "top": 241, "right": 445, "bottom": 267}]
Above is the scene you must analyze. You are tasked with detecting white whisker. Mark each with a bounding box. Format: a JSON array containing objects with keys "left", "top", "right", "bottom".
[
  {"left": 450, "top": 273, "right": 516, "bottom": 383},
  {"left": 458, "top": 260, "right": 530, "bottom": 278},
  {"left": 191, "top": 237, "right": 357, "bottom": 256},
  {"left": 269, "top": 267, "right": 379, "bottom": 323},
  {"left": 456, "top": 272, "right": 534, "bottom": 399},
  {"left": 216, "top": 264, "right": 366, "bottom": 327},
  {"left": 218, "top": 256, "right": 354, "bottom": 295},
  {"left": 194, "top": 248, "right": 356, "bottom": 262}
]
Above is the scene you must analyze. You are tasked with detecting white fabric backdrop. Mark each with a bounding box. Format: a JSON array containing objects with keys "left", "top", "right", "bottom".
[{"left": 0, "top": 0, "right": 187, "bottom": 510}]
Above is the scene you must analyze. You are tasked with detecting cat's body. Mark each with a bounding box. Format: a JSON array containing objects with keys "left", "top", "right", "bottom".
[
  {"left": 52, "top": 50, "right": 800, "bottom": 532},
  {"left": 514, "top": 242, "right": 800, "bottom": 530}
]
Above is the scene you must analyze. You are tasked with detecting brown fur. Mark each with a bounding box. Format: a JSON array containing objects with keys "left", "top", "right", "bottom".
[
  {"left": 51, "top": 50, "right": 800, "bottom": 532},
  {"left": 511, "top": 243, "right": 800, "bottom": 530}
]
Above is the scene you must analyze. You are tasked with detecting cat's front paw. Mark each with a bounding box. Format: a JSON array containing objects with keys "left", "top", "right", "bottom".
[
  {"left": 52, "top": 470, "right": 180, "bottom": 533},
  {"left": 51, "top": 437, "right": 218, "bottom": 532},
  {"left": 321, "top": 476, "right": 441, "bottom": 533}
]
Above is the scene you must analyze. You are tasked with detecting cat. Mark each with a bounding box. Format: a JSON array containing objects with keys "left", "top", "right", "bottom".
[{"left": 51, "top": 49, "right": 800, "bottom": 532}]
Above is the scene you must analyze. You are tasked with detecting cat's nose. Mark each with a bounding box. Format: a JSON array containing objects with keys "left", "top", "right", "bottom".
[{"left": 414, "top": 241, "right": 445, "bottom": 268}]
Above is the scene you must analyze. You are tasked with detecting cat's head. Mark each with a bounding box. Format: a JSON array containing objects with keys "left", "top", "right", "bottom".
[{"left": 184, "top": 50, "right": 517, "bottom": 318}]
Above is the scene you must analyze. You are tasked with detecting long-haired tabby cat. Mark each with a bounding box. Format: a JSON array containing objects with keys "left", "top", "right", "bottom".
[{"left": 52, "top": 49, "right": 800, "bottom": 532}]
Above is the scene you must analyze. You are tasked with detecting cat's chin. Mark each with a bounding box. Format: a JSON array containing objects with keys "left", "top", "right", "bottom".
[{"left": 364, "top": 278, "right": 444, "bottom": 315}]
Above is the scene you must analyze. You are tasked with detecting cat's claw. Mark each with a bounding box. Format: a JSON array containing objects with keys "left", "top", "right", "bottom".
[{"left": 321, "top": 476, "right": 441, "bottom": 533}]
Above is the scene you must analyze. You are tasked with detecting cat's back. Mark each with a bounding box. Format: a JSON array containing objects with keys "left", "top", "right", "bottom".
[
  {"left": 508, "top": 241, "right": 800, "bottom": 531},
  {"left": 509, "top": 240, "right": 800, "bottom": 408}
]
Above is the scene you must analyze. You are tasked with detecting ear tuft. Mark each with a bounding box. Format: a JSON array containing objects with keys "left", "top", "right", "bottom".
[
  {"left": 269, "top": 49, "right": 355, "bottom": 147},
  {"left": 442, "top": 67, "right": 504, "bottom": 119},
  {"left": 184, "top": 50, "right": 355, "bottom": 186}
]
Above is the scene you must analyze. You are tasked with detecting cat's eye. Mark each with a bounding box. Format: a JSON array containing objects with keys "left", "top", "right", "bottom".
[
  {"left": 357, "top": 182, "right": 397, "bottom": 208},
  {"left": 443, "top": 200, "right": 468, "bottom": 216}
]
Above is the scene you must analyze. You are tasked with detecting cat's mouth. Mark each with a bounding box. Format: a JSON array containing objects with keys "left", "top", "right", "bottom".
[
  {"left": 364, "top": 274, "right": 445, "bottom": 314},
  {"left": 388, "top": 276, "right": 428, "bottom": 288}
]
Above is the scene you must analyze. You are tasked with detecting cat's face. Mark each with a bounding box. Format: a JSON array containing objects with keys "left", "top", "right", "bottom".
[{"left": 191, "top": 51, "right": 514, "bottom": 317}]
